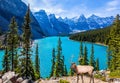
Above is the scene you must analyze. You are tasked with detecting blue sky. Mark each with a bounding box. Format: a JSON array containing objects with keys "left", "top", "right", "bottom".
[{"left": 22, "top": 0, "right": 120, "bottom": 18}]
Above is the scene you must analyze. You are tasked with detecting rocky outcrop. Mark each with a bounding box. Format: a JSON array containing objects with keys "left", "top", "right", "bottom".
[{"left": 0, "top": 71, "right": 35, "bottom": 83}]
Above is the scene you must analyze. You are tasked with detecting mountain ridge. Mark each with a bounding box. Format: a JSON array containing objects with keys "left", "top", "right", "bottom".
[
  {"left": 0, "top": 0, "right": 115, "bottom": 38},
  {"left": 34, "top": 10, "right": 114, "bottom": 35}
]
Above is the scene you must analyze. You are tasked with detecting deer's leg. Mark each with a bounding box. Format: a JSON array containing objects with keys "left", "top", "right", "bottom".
[
  {"left": 89, "top": 74, "right": 92, "bottom": 83},
  {"left": 89, "top": 71, "right": 94, "bottom": 83},
  {"left": 89, "top": 72, "right": 94, "bottom": 83},
  {"left": 81, "top": 74, "right": 84, "bottom": 83},
  {"left": 92, "top": 74, "right": 94, "bottom": 83},
  {"left": 77, "top": 74, "right": 79, "bottom": 83}
]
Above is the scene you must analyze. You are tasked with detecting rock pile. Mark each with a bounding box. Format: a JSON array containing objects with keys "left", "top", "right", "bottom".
[{"left": 0, "top": 71, "right": 35, "bottom": 83}]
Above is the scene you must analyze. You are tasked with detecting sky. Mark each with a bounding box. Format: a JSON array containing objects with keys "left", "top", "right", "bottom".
[{"left": 22, "top": 0, "right": 120, "bottom": 18}]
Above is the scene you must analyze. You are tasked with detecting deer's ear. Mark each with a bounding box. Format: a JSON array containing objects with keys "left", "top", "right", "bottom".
[{"left": 71, "top": 62, "right": 75, "bottom": 65}]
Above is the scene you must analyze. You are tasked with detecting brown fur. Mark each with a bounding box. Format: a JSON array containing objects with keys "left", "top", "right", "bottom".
[{"left": 71, "top": 63, "right": 94, "bottom": 83}]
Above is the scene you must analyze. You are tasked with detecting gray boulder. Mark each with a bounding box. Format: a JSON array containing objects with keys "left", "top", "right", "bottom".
[{"left": 21, "top": 79, "right": 34, "bottom": 83}]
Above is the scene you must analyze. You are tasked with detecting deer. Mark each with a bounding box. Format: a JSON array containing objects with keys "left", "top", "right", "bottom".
[{"left": 71, "top": 63, "right": 94, "bottom": 83}]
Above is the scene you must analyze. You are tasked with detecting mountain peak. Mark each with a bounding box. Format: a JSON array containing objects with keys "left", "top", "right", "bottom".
[
  {"left": 39, "top": 10, "right": 46, "bottom": 13},
  {"left": 80, "top": 14, "right": 85, "bottom": 17},
  {"left": 34, "top": 10, "right": 46, "bottom": 15},
  {"left": 89, "top": 14, "right": 100, "bottom": 19},
  {"left": 58, "top": 17, "right": 63, "bottom": 21},
  {"left": 49, "top": 14, "right": 56, "bottom": 19},
  {"left": 78, "top": 14, "right": 86, "bottom": 22}
]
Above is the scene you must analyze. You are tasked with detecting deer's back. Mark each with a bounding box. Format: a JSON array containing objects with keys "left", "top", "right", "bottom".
[{"left": 77, "top": 65, "right": 94, "bottom": 74}]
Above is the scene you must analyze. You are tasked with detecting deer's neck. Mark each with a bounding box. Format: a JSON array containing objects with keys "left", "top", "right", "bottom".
[{"left": 75, "top": 66, "right": 79, "bottom": 74}]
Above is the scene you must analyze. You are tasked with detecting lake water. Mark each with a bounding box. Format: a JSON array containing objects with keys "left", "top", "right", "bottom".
[{"left": 0, "top": 37, "right": 107, "bottom": 78}]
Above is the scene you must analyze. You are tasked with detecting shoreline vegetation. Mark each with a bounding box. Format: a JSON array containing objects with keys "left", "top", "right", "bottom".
[
  {"left": 69, "top": 37, "right": 107, "bottom": 47},
  {"left": 0, "top": 36, "right": 107, "bottom": 51}
]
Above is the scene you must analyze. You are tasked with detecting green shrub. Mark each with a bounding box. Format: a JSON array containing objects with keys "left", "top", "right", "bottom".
[
  {"left": 109, "top": 70, "right": 120, "bottom": 78},
  {"left": 60, "top": 79, "right": 69, "bottom": 83},
  {"left": 94, "top": 74, "right": 106, "bottom": 81},
  {"left": 34, "top": 73, "right": 40, "bottom": 80}
]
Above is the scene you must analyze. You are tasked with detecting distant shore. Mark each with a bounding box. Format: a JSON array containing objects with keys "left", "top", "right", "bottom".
[
  {"left": 95, "top": 42, "right": 108, "bottom": 47},
  {"left": 69, "top": 38, "right": 107, "bottom": 47}
]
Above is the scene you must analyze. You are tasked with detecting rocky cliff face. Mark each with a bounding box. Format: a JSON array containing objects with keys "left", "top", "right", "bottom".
[
  {"left": 34, "top": 11, "right": 71, "bottom": 36},
  {"left": 0, "top": 0, "right": 44, "bottom": 39},
  {"left": 34, "top": 10, "right": 58, "bottom": 36}
]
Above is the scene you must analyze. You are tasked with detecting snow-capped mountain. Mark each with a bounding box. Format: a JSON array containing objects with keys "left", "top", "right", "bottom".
[
  {"left": 58, "top": 14, "right": 114, "bottom": 32},
  {"left": 34, "top": 10, "right": 114, "bottom": 35},
  {"left": 48, "top": 14, "right": 71, "bottom": 35},
  {"left": 87, "top": 14, "right": 114, "bottom": 29},
  {"left": 75, "top": 15, "right": 89, "bottom": 30},
  {"left": 0, "top": 0, "right": 44, "bottom": 39},
  {"left": 0, "top": 0, "right": 115, "bottom": 38},
  {"left": 34, "top": 10, "right": 58, "bottom": 36},
  {"left": 87, "top": 15, "right": 101, "bottom": 29},
  {"left": 34, "top": 11, "right": 71, "bottom": 36}
]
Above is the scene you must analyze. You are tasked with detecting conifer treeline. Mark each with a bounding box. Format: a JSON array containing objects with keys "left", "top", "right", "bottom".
[
  {"left": 78, "top": 42, "right": 99, "bottom": 71},
  {"left": 107, "top": 14, "right": 120, "bottom": 76},
  {"left": 69, "top": 26, "right": 111, "bottom": 44},
  {"left": 50, "top": 37, "right": 67, "bottom": 77},
  {"left": 2, "top": 6, "right": 40, "bottom": 80}
]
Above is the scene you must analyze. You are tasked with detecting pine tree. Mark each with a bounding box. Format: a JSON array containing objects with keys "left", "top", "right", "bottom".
[
  {"left": 19, "top": 5, "right": 35, "bottom": 79},
  {"left": 64, "top": 65, "right": 68, "bottom": 76},
  {"left": 14, "top": 52, "right": 19, "bottom": 72},
  {"left": 108, "top": 14, "right": 120, "bottom": 71},
  {"left": 50, "top": 48, "right": 56, "bottom": 77},
  {"left": 2, "top": 47, "right": 10, "bottom": 73},
  {"left": 61, "top": 56, "right": 65, "bottom": 76},
  {"left": 79, "top": 42, "right": 84, "bottom": 65},
  {"left": 107, "top": 48, "right": 111, "bottom": 69},
  {"left": 80, "top": 42, "right": 83, "bottom": 56},
  {"left": 68, "top": 69, "right": 74, "bottom": 76},
  {"left": 83, "top": 45, "right": 88, "bottom": 65},
  {"left": 61, "top": 56, "right": 67, "bottom": 76},
  {"left": 54, "top": 37, "right": 61, "bottom": 77},
  {"left": 54, "top": 37, "right": 64, "bottom": 77},
  {"left": 7, "top": 17, "right": 19, "bottom": 71},
  {"left": 89, "top": 44, "right": 95, "bottom": 68},
  {"left": 35, "top": 44, "right": 40, "bottom": 79},
  {"left": 95, "top": 58, "right": 99, "bottom": 71}
]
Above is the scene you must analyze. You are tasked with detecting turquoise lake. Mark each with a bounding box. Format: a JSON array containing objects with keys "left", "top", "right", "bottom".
[{"left": 0, "top": 37, "right": 107, "bottom": 78}]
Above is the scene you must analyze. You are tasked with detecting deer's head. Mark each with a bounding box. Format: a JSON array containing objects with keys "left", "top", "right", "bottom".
[{"left": 71, "top": 63, "right": 77, "bottom": 73}]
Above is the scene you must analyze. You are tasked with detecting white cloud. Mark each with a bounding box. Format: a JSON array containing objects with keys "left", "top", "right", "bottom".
[
  {"left": 106, "top": 7, "right": 117, "bottom": 11},
  {"left": 89, "top": 0, "right": 120, "bottom": 17},
  {"left": 106, "top": 0, "right": 120, "bottom": 12},
  {"left": 22, "top": 0, "right": 66, "bottom": 17},
  {"left": 22, "top": 0, "right": 120, "bottom": 18},
  {"left": 107, "top": 0, "right": 119, "bottom": 7}
]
